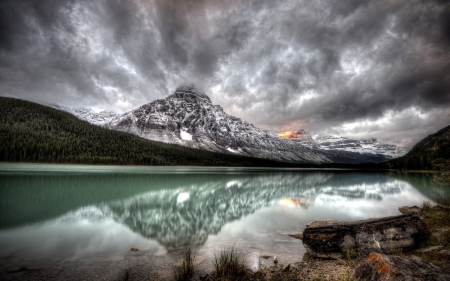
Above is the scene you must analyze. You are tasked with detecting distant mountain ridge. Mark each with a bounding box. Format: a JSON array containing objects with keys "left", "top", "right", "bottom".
[{"left": 279, "top": 130, "right": 407, "bottom": 159}]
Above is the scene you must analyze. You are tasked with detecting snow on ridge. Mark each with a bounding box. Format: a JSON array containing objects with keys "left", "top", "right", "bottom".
[
  {"left": 180, "top": 130, "right": 193, "bottom": 141},
  {"left": 47, "top": 86, "right": 407, "bottom": 163},
  {"left": 103, "top": 86, "right": 332, "bottom": 164},
  {"left": 312, "top": 135, "right": 407, "bottom": 158},
  {"left": 48, "top": 104, "right": 119, "bottom": 126}
]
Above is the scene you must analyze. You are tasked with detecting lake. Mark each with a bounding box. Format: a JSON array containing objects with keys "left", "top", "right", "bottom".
[{"left": 1, "top": 163, "right": 449, "bottom": 279}]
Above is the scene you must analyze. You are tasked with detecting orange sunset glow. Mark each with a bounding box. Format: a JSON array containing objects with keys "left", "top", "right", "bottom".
[
  {"left": 277, "top": 131, "right": 300, "bottom": 139},
  {"left": 278, "top": 198, "right": 303, "bottom": 208}
]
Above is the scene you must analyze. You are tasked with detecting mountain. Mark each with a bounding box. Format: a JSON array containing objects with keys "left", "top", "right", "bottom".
[
  {"left": 388, "top": 125, "right": 450, "bottom": 170},
  {"left": 314, "top": 136, "right": 407, "bottom": 159},
  {"left": 104, "top": 86, "right": 331, "bottom": 163},
  {"left": 48, "top": 104, "right": 119, "bottom": 126},
  {"left": 278, "top": 130, "right": 319, "bottom": 149},
  {"left": 45, "top": 86, "right": 405, "bottom": 164},
  {"left": 278, "top": 130, "right": 407, "bottom": 161},
  {"left": 0, "top": 97, "right": 298, "bottom": 167}
]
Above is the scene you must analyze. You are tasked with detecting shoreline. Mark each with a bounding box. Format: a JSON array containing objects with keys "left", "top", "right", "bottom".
[{"left": 3, "top": 204, "right": 449, "bottom": 280}]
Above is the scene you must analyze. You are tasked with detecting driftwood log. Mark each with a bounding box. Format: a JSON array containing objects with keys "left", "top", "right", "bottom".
[{"left": 302, "top": 215, "right": 430, "bottom": 259}]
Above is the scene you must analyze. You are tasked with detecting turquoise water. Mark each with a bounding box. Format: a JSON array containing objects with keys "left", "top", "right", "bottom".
[{"left": 0, "top": 163, "right": 449, "bottom": 273}]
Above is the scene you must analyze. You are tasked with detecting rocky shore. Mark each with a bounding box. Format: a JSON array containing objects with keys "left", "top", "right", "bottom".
[
  {"left": 199, "top": 204, "right": 450, "bottom": 281},
  {"left": 258, "top": 204, "right": 450, "bottom": 281},
  {"left": 2, "top": 204, "right": 449, "bottom": 281}
]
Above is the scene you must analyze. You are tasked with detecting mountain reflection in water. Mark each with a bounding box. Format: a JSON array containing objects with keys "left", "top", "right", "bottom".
[
  {"left": 2, "top": 164, "right": 448, "bottom": 254},
  {"left": 102, "top": 172, "right": 413, "bottom": 248}
]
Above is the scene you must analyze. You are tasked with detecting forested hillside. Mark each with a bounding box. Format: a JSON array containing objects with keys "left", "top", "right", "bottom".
[
  {"left": 388, "top": 125, "right": 450, "bottom": 170},
  {"left": 0, "top": 97, "right": 293, "bottom": 167}
]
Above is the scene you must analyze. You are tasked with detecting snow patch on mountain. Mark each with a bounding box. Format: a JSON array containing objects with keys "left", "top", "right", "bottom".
[
  {"left": 180, "top": 130, "right": 193, "bottom": 141},
  {"left": 49, "top": 104, "right": 119, "bottom": 126}
]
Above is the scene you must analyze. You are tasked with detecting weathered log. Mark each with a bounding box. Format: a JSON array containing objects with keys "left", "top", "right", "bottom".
[
  {"left": 398, "top": 206, "right": 423, "bottom": 216},
  {"left": 302, "top": 215, "right": 430, "bottom": 259},
  {"left": 354, "top": 252, "right": 450, "bottom": 281}
]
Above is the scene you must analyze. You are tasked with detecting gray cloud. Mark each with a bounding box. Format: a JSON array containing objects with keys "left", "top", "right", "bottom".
[{"left": 1, "top": 0, "right": 449, "bottom": 148}]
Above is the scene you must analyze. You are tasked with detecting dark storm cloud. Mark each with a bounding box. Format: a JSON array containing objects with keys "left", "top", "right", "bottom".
[{"left": 0, "top": 0, "right": 449, "bottom": 147}]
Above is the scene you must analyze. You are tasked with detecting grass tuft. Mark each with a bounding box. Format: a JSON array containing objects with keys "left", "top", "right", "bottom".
[
  {"left": 213, "top": 246, "right": 247, "bottom": 281},
  {"left": 421, "top": 201, "right": 432, "bottom": 212},
  {"left": 345, "top": 248, "right": 356, "bottom": 266},
  {"left": 415, "top": 251, "right": 449, "bottom": 269},
  {"left": 174, "top": 246, "right": 195, "bottom": 281},
  {"left": 421, "top": 202, "right": 450, "bottom": 232}
]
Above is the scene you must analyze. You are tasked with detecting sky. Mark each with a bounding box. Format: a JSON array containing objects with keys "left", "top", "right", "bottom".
[{"left": 1, "top": 0, "right": 449, "bottom": 148}]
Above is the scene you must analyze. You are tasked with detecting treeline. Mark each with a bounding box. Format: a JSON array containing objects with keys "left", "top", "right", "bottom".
[
  {"left": 387, "top": 125, "right": 450, "bottom": 170},
  {"left": 0, "top": 97, "right": 295, "bottom": 167}
]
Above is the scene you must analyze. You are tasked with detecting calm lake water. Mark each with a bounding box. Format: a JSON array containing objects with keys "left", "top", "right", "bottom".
[{"left": 1, "top": 163, "right": 449, "bottom": 278}]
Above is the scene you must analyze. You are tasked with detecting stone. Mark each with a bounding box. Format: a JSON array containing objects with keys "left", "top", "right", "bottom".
[
  {"left": 337, "top": 258, "right": 347, "bottom": 266},
  {"left": 416, "top": 246, "right": 443, "bottom": 253},
  {"left": 302, "top": 215, "right": 430, "bottom": 259},
  {"left": 153, "top": 248, "right": 167, "bottom": 257},
  {"left": 432, "top": 205, "right": 445, "bottom": 211},
  {"left": 260, "top": 252, "right": 276, "bottom": 259},
  {"left": 398, "top": 206, "right": 422, "bottom": 216},
  {"left": 263, "top": 272, "right": 272, "bottom": 281},
  {"left": 274, "top": 256, "right": 278, "bottom": 264},
  {"left": 129, "top": 247, "right": 139, "bottom": 251},
  {"left": 439, "top": 250, "right": 450, "bottom": 255},
  {"left": 282, "top": 263, "right": 290, "bottom": 272},
  {"left": 354, "top": 252, "right": 450, "bottom": 281},
  {"left": 288, "top": 233, "right": 303, "bottom": 240}
]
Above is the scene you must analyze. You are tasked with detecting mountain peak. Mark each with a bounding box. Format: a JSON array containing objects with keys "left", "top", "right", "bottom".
[{"left": 173, "top": 86, "right": 211, "bottom": 102}]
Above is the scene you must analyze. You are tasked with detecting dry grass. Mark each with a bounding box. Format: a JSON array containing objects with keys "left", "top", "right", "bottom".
[
  {"left": 415, "top": 251, "right": 449, "bottom": 269},
  {"left": 421, "top": 202, "right": 450, "bottom": 234},
  {"left": 345, "top": 248, "right": 356, "bottom": 266},
  {"left": 174, "top": 246, "right": 195, "bottom": 281},
  {"left": 213, "top": 246, "right": 248, "bottom": 281},
  {"left": 415, "top": 203, "right": 450, "bottom": 269}
]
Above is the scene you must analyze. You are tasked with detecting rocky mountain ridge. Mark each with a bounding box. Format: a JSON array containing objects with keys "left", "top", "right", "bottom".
[
  {"left": 104, "top": 86, "right": 331, "bottom": 163},
  {"left": 279, "top": 130, "right": 407, "bottom": 159},
  {"left": 52, "top": 86, "right": 407, "bottom": 164},
  {"left": 48, "top": 104, "right": 119, "bottom": 126}
]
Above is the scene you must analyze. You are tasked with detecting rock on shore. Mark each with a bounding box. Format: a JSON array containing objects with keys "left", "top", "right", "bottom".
[{"left": 354, "top": 252, "right": 450, "bottom": 281}]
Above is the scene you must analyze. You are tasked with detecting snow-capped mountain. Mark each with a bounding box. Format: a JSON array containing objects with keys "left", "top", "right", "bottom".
[
  {"left": 49, "top": 104, "right": 119, "bottom": 126},
  {"left": 279, "top": 131, "right": 407, "bottom": 160},
  {"left": 315, "top": 136, "right": 407, "bottom": 159},
  {"left": 50, "top": 86, "right": 406, "bottom": 164},
  {"left": 104, "top": 86, "right": 331, "bottom": 163},
  {"left": 278, "top": 130, "right": 319, "bottom": 149}
]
